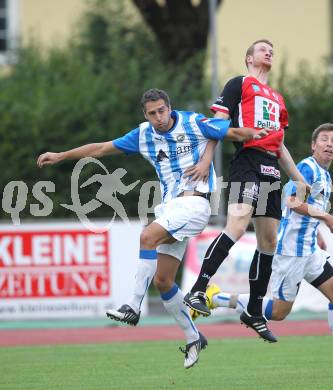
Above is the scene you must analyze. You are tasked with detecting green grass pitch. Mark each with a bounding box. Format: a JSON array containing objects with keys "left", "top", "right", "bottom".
[{"left": 2, "top": 336, "right": 332, "bottom": 390}]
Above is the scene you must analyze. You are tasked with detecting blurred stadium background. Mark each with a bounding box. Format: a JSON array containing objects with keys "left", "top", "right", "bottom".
[{"left": 1, "top": 1, "right": 333, "bottom": 389}]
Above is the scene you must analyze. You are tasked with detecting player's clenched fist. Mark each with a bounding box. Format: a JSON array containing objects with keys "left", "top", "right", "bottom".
[{"left": 37, "top": 152, "right": 62, "bottom": 168}]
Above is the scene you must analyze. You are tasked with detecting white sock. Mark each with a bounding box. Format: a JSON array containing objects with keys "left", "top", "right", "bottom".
[
  {"left": 212, "top": 291, "right": 244, "bottom": 311},
  {"left": 213, "top": 292, "right": 273, "bottom": 319},
  {"left": 161, "top": 284, "right": 199, "bottom": 343},
  {"left": 235, "top": 294, "right": 249, "bottom": 314},
  {"left": 328, "top": 303, "right": 333, "bottom": 333},
  {"left": 128, "top": 249, "right": 157, "bottom": 314},
  {"left": 212, "top": 292, "right": 232, "bottom": 308}
]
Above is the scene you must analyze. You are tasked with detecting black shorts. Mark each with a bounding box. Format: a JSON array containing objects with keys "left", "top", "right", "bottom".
[{"left": 228, "top": 148, "right": 282, "bottom": 220}]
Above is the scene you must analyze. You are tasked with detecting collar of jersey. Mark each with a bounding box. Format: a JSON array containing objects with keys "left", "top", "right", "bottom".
[
  {"left": 153, "top": 110, "right": 179, "bottom": 136},
  {"left": 311, "top": 156, "right": 329, "bottom": 171},
  {"left": 246, "top": 74, "right": 269, "bottom": 88}
]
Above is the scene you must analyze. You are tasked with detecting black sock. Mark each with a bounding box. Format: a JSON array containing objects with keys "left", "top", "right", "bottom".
[
  {"left": 191, "top": 233, "right": 235, "bottom": 293},
  {"left": 247, "top": 250, "right": 273, "bottom": 316}
]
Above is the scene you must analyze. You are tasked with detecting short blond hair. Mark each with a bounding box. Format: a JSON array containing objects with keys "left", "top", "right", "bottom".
[{"left": 245, "top": 39, "right": 273, "bottom": 68}]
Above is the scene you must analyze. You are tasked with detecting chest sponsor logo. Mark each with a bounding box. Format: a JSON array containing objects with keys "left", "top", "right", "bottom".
[
  {"left": 156, "top": 149, "right": 169, "bottom": 162},
  {"left": 254, "top": 96, "right": 280, "bottom": 130},
  {"left": 260, "top": 164, "right": 280, "bottom": 178},
  {"left": 177, "top": 134, "right": 185, "bottom": 142},
  {"left": 156, "top": 144, "right": 196, "bottom": 162}
]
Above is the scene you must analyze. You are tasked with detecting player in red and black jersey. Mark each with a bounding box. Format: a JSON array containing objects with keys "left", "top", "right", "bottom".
[
  {"left": 210, "top": 73, "right": 288, "bottom": 154},
  {"left": 184, "top": 39, "right": 308, "bottom": 342}
]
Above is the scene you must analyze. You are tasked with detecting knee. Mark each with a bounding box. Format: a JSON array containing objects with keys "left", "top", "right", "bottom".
[
  {"left": 234, "top": 226, "right": 247, "bottom": 240},
  {"left": 140, "top": 230, "right": 156, "bottom": 249},
  {"left": 271, "top": 309, "right": 288, "bottom": 321},
  {"left": 225, "top": 222, "right": 246, "bottom": 241},
  {"left": 258, "top": 235, "right": 277, "bottom": 253},
  {"left": 153, "top": 274, "right": 171, "bottom": 292},
  {"left": 268, "top": 236, "right": 277, "bottom": 250}
]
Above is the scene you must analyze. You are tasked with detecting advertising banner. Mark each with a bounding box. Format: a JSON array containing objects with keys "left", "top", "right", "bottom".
[{"left": 0, "top": 221, "right": 143, "bottom": 319}]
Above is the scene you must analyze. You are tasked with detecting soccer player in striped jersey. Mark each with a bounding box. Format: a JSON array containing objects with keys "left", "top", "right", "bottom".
[
  {"left": 192, "top": 123, "right": 333, "bottom": 334},
  {"left": 37, "top": 88, "right": 268, "bottom": 368}
]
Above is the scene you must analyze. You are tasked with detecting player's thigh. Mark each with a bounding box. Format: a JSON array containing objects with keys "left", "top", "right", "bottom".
[
  {"left": 158, "top": 239, "right": 188, "bottom": 262},
  {"left": 305, "top": 251, "right": 333, "bottom": 299},
  {"left": 141, "top": 221, "right": 176, "bottom": 247},
  {"left": 317, "top": 277, "right": 333, "bottom": 301},
  {"left": 271, "top": 254, "right": 305, "bottom": 302},
  {"left": 272, "top": 298, "right": 294, "bottom": 320},
  {"left": 254, "top": 179, "right": 281, "bottom": 220},
  {"left": 155, "top": 197, "right": 211, "bottom": 242},
  {"left": 306, "top": 251, "right": 333, "bottom": 300},
  {"left": 225, "top": 203, "right": 253, "bottom": 239},
  {"left": 253, "top": 216, "right": 279, "bottom": 252}
]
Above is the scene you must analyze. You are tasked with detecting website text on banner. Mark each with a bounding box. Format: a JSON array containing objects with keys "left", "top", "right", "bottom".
[{"left": 0, "top": 221, "right": 143, "bottom": 319}]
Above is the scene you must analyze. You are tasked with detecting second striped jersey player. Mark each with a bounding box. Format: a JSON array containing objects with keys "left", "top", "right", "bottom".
[{"left": 277, "top": 156, "right": 332, "bottom": 257}]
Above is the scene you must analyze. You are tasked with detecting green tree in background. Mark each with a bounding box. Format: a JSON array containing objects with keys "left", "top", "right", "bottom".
[
  {"left": 132, "top": 0, "right": 223, "bottom": 84},
  {"left": 0, "top": 0, "right": 209, "bottom": 221},
  {"left": 279, "top": 63, "right": 333, "bottom": 163}
]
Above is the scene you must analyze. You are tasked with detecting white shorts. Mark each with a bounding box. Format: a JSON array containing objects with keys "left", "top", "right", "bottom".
[
  {"left": 154, "top": 196, "right": 211, "bottom": 261},
  {"left": 271, "top": 249, "right": 330, "bottom": 302}
]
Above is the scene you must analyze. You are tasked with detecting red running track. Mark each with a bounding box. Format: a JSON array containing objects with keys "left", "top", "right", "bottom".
[{"left": 0, "top": 320, "right": 330, "bottom": 347}]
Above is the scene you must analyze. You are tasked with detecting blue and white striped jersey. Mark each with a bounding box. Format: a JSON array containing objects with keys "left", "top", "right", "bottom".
[
  {"left": 277, "top": 156, "right": 332, "bottom": 256},
  {"left": 113, "top": 110, "right": 230, "bottom": 203}
]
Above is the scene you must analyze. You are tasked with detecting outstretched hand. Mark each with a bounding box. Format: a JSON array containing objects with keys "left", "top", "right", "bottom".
[
  {"left": 253, "top": 128, "right": 273, "bottom": 140},
  {"left": 37, "top": 152, "right": 61, "bottom": 168}
]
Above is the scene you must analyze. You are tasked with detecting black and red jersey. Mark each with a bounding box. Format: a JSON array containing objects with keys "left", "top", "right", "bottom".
[{"left": 210, "top": 75, "right": 288, "bottom": 154}]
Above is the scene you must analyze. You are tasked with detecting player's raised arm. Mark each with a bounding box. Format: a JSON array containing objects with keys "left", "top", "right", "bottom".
[
  {"left": 286, "top": 195, "right": 333, "bottom": 232},
  {"left": 196, "top": 114, "right": 271, "bottom": 143},
  {"left": 37, "top": 141, "right": 122, "bottom": 168},
  {"left": 183, "top": 110, "right": 228, "bottom": 182},
  {"left": 37, "top": 126, "right": 142, "bottom": 168},
  {"left": 278, "top": 143, "right": 309, "bottom": 188},
  {"left": 225, "top": 127, "right": 270, "bottom": 142},
  {"left": 214, "top": 111, "right": 229, "bottom": 120}
]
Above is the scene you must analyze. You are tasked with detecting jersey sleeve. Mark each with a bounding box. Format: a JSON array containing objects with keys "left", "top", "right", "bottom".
[
  {"left": 195, "top": 114, "right": 231, "bottom": 140},
  {"left": 210, "top": 76, "right": 243, "bottom": 116},
  {"left": 288, "top": 162, "right": 314, "bottom": 195},
  {"left": 113, "top": 127, "right": 140, "bottom": 155}
]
